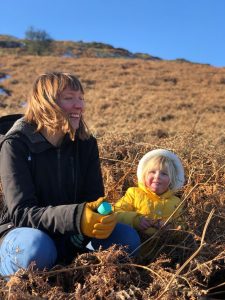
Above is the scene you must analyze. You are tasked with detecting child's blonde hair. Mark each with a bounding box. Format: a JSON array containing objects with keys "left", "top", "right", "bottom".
[
  {"left": 137, "top": 149, "right": 185, "bottom": 190},
  {"left": 25, "top": 72, "right": 90, "bottom": 140},
  {"left": 141, "top": 155, "right": 177, "bottom": 190}
]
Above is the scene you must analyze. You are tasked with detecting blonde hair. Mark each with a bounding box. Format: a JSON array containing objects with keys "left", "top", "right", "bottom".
[
  {"left": 141, "top": 155, "right": 177, "bottom": 190},
  {"left": 24, "top": 72, "right": 90, "bottom": 140}
]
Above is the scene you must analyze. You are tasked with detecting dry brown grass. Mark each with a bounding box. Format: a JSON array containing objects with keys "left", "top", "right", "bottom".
[
  {"left": 0, "top": 54, "right": 224, "bottom": 299},
  {"left": 1, "top": 54, "right": 225, "bottom": 144}
]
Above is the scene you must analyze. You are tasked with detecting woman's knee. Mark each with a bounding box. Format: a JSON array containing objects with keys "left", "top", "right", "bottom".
[{"left": 0, "top": 227, "right": 57, "bottom": 276}]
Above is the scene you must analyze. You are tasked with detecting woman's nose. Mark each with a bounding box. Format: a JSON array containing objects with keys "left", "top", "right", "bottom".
[{"left": 73, "top": 99, "right": 84, "bottom": 109}]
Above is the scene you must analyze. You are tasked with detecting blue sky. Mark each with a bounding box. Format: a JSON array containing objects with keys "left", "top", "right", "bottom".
[{"left": 1, "top": 0, "right": 224, "bottom": 67}]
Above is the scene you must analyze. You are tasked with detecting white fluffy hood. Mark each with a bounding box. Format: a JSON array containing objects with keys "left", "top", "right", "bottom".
[{"left": 137, "top": 149, "right": 185, "bottom": 190}]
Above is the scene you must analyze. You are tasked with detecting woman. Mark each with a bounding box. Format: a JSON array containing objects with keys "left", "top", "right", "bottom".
[{"left": 0, "top": 72, "right": 140, "bottom": 277}]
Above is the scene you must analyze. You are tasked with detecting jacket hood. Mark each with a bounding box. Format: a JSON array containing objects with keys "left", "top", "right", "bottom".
[
  {"left": 137, "top": 149, "right": 185, "bottom": 190},
  {"left": 3, "top": 117, "right": 54, "bottom": 153}
]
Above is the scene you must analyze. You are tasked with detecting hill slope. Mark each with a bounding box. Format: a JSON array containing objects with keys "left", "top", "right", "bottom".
[
  {"left": 0, "top": 54, "right": 224, "bottom": 145},
  {"left": 0, "top": 53, "right": 224, "bottom": 299},
  {"left": 0, "top": 34, "right": 161, "bottom": 60}
]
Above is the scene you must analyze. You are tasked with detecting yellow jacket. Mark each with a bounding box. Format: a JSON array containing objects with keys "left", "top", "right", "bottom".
[{"left": 114, "top": 183, "right": 183, "bottom": 235}]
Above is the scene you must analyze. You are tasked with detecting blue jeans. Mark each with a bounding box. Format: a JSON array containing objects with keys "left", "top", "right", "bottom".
[
  {"left": 0, "top": 224, "right": 140, "bottom": 277},
  {"left": 0, "top": 227, "right": 57, "bottom": 277},
  {"left": 91, "top": 223, "right": 140, "bottom": 255}
]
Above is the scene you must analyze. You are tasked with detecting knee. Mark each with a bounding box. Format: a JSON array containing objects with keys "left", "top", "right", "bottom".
[
  {"left": 24, "top": 228, "right": 57, "bottom": 269},
  {"left": 0, "top": 227, "right": 57, "bottom": 275},
  {"left": 91, "top": 223, "right": 141, "bottom": 256},
  {"left": 115, "top": 223, "right": 141, "bottom": 255}
]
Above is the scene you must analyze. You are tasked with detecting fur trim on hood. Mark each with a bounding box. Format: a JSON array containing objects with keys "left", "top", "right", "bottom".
[{"left": 137, "top": 149, "right": 185, "bottom": 190}]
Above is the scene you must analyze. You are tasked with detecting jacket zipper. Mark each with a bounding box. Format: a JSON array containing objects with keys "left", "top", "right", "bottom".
[
  {"left": 57, "top": 149, "right": 62, "bottom": 193},
  {"left": 70, "top": 156, "right": 77, "bottom": 203},
  {"left": 70, "top": 156, "right": 75, "bottom": 185}
]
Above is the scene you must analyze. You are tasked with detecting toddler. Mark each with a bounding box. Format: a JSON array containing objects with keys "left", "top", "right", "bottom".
[{"left": 115, "top": 149, "right": 185, "bottom": 235}]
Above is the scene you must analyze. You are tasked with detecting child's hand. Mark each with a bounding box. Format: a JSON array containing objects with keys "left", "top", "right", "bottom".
[
  {"left": 138, "top": 217, "right": 173, "bottom": 231},
  {"left": 138, "top": 217, "right": 155, "bottom": 231},
  {"left": 152, "top": 219, "right": 173, "bottom": 230}
]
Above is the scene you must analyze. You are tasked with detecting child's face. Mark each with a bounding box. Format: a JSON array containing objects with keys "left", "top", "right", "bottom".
[
  {"left": 144, "top": 165, "right": 170, "bottom": 195},
  {"left": 56, "top": 88, "right": 84, "bottom": 130}
]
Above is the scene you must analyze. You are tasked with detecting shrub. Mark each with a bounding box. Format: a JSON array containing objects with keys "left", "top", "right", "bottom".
[{"left": 24, "top": 26, "right": 53, "bottom": 55}]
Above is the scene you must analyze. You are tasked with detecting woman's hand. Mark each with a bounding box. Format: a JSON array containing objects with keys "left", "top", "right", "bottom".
[{"left": 81, "top": 198, "right": 117, "bottom": 239}]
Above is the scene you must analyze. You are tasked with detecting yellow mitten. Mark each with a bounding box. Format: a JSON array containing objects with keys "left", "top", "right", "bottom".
[
  {"left": 93, "top": 214, "right": 117, "bottom": 239},
  {"left": 85, "top": 197, "right": 105, "bottom": 211},
  {"left": 81, "top": 198, "right": 117, "bottom": 238}
]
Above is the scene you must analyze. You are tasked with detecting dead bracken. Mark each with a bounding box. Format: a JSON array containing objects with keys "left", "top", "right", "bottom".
[
  {"left": 0, "top": 54, "right": 224, "bottom": 299},
  {"left": 0, "top": 134, "right": 224, "bottom": 299}
]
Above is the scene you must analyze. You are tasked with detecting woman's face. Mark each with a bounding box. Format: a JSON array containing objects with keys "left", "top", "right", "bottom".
[
  {"left": 57, "top": 88, "right": 84, "bottom": 130},
  {"left": 144, "top": 165, "right": 170, "bottom": 195}
]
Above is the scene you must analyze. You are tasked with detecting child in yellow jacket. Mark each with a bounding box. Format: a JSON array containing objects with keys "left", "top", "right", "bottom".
[{"left": 115, "top": 149, "right": 185, "bottom": 235}]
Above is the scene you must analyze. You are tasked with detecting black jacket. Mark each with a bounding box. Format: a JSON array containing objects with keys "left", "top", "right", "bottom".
[{"left": 0, "top": 118, "right": 104, "bottom": 239}]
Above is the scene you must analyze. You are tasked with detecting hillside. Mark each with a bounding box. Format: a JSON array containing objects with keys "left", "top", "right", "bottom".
[
  {"left": 0, "top": 51, "right": 224, "bottom": 299},
  {"left": 0, "top": 54, "right": 224, "bottom": 144},
  {"left": 0, "top": 34, "right": 160, "bottom": 60}
]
